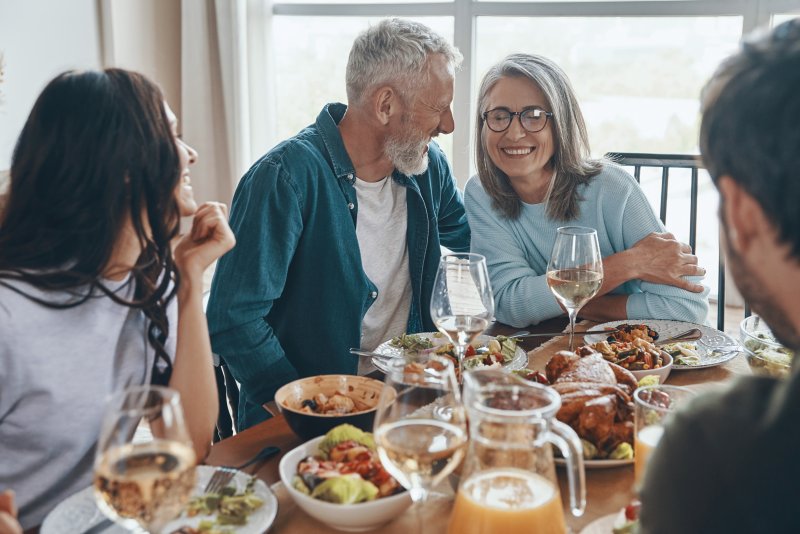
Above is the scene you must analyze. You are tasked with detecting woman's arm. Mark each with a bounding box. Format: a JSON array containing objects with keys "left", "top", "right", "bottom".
[
  {"left": 580, "top": 232, "right": 706, "bottom": 321},
  {"left": 171, "top": 202, "right": 235, "bottom": 460}
]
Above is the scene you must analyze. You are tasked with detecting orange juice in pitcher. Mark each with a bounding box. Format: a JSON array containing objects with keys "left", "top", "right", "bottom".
[{"left": 448, "top": 468, "right": 566, "bottom": 534}]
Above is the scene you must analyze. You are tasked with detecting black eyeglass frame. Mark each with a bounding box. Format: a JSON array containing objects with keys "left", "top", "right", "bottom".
[{"left": 481, "top": 107, "right": 554, "bottom": 133}]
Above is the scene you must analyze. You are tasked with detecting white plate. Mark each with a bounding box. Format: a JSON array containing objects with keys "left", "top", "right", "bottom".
[
  {"left": 580, "top": 511, "right": 625, "bottom": 534},
  {"left": 41, "top": 465, "right": 278, "bottom": 534},
  {"left": 556, "top": 457, "right": 633, "bottom": 469},
  {"left": 372, "top": 332, "right": 528, "bottom": 374},
  {"left": 583, "top": 320, "right": 740, "bottom": 370}
]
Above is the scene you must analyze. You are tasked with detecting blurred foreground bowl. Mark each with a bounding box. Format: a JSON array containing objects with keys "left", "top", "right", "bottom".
[
  {"left": 279, "top": 435, "right": 413, "bottom": 532},
  {"left": 740, "top": 315, "right": 794, "bottom": 378},
  {"left": 274, "top": 375, "right": 391, "bottom": 440}
]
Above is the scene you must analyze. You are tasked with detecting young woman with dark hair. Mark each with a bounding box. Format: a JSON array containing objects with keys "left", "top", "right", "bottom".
[{"left": 0, "top": 68, "right": 235, "bottom": 529}]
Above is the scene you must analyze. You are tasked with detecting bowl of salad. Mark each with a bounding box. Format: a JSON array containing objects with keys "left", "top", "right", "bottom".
[
  {"left": 740, "top": 315, "right": 794, "bottom": 378},
  {"left": 278, "top": 424, "right": 412, "bottom": 531}
]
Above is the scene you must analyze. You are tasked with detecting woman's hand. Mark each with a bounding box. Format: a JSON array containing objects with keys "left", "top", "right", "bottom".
[
  {"left": 173, "top": 202, "right": 236, "bottom": 283},
  {"left": 628, "top": 232, "right": 705, "bottom": 292},
  {"left": 0, "top": 491, "right": 22, "bottom": 534}
]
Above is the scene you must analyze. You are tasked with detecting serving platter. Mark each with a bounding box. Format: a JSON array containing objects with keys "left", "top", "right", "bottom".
[
  {"left": 372, "top": 332, "right": 528, "bottom": 374},
  {"left": 584, "top": 319, "right": 740, "bottom": 370}
]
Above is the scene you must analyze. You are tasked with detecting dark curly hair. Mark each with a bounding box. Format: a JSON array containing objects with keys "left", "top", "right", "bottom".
[{"left": 0, "top": 68, "right": 182, "bottom": 384}]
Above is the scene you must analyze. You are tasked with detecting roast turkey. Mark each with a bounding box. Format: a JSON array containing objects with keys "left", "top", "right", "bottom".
[{"left": 545, "top": 347, "right": 637, "bottom": 455}]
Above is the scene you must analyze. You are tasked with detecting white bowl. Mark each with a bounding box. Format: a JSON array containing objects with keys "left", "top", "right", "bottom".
[
  {"left": 628, "top": 351, "right": 673, "bottom": 384},
  {"left": 278, "top": 435, "right": 413, "bottom": 532}
]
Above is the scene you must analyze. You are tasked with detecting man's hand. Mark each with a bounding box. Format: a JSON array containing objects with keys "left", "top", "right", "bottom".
[
  {"left": 629, "top": 232, "right": 706, "bottom": 293},
  {"left": 173, "top": 202, "right": 236, "bottom": 282},
  {"left": 0, "top": 491, "right": 22, "bottom": 534}
]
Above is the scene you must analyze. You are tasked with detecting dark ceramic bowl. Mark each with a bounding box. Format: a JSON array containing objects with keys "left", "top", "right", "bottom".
[{"left": 274, "top": 374, "right": 392, "bottom": 440}]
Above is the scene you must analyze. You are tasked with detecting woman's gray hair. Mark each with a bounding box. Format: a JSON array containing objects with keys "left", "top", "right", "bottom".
[
  {"left": 346, "top": 18, "right": 462, "bottom": 107},
  {"left": 475, "top": 53, "right": 602, "bottom": 221}
]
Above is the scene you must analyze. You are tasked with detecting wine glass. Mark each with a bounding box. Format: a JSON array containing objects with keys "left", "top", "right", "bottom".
[
  {"left": 546, "top": 226, "right": 604, "bottom": 351},
  {"left": 94, "top": 385, "right": 197, "bottom": 533},
  {"left": 430, "top": 253, "right": 495, "bottom": 378},
  {"left": 373, "top": 356, "right": 468, "bottom": 532}
]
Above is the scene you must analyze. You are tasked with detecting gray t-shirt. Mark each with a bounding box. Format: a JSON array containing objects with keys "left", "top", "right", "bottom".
[
  {"left": 0, "top": 276, "right": 177, "bottom": 529},
  {"left": 354, "top": 176, "right": 412, "bottom": 374}
]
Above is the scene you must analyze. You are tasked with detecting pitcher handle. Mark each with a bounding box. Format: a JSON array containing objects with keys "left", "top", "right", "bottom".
[{"left": 547, "top": 419, "right": 586, "bottom": 517}]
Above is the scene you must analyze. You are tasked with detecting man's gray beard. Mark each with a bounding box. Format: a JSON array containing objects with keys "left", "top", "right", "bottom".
[
  {"left": 723, "top": 223, "right": 800, "bottom": 350},
  {"left": 385, "top": 126, "right": 429, "bottom": 176}
]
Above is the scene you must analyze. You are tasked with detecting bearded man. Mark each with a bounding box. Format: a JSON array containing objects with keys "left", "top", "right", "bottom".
[
  {"left": 639, "top": 18, "right": 800, "bottom": 533},
  {"left": 207, "top": 18, "right": 470, "bottom": 430}
]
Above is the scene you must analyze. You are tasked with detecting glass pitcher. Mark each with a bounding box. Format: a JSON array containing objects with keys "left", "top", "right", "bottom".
[{"left": 447, "top": 370, "right": 586, "bottom": 534}]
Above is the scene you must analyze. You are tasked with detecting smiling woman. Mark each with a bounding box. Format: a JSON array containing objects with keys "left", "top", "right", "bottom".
[
  {"left": 0, "top": 68, "right": 234, "bottom": 530},
  {"left": 464, "top": 53, "right": 709, "bottom": 329}
]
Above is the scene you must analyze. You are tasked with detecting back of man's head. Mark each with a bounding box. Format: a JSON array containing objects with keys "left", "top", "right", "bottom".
[
  {"left": 345, "top": 18, "right": 462, "bottom": 107},
  {"left": 700, "top": 18, "right": 800, "bottom": 259}
]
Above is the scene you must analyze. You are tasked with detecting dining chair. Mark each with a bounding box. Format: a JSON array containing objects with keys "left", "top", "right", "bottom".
[
  {"left": 204, "top": 290, "right": 240, "bottom": 442},
  {"left": 605, "top": 152, "right": 751, "bottom": 331}
]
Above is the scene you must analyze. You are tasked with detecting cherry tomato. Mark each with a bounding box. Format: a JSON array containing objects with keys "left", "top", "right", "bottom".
[{"left": 624, "top": 500, "right": 641, "bottom": 521}]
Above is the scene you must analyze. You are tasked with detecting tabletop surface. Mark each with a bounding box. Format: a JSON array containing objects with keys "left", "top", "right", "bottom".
[{"left": 205, "top": 318, "right": 750, "bottom": 533}]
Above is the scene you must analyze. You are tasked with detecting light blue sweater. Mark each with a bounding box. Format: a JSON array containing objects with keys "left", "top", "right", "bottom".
[{"left": 464, "top": 164, "right": 709, "bottom": 327}]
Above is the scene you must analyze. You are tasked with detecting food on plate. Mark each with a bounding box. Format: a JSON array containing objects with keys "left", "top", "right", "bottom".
[
  {"left": 389, "top": 332, "right": 519, "bottom": 371},
  {"left": 606, "top": 323, "right": 659, "bottom": 343},
  {"left": 389, "top": 333, "right": 434, "bottom": 352},
  {"left": 292, "top": 424, "right": 401, "bottom": 504},
  {"left": 545, "top": 345, "right": 637, "bottom": 459},
  {"left": 590, "top": 339, "right": 670, "bottom": 371},
  {"left": 299, "top": 391, "right": 370, "bottom": 415},
  {"left": 661, "top": 341, "right": 702, "bottom": 366},
  {"left": 612, "top": 499, "right": 641, "bottom": 534},
  {"left": 512, "top": 368, "right": 550, "bottom": 384},
  {"left": 179, "top": 476, "right": 264, "bottom": 532}
]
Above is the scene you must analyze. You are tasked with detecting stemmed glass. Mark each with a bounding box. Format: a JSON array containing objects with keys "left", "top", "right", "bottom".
[
  {"left": 94, "top": 385, "right": 197, "bottom": 533},
  {"left": 373, "top": 356, "right": 468, "bottom": 533},
  {"left": 430, "top": 253, "right": 495, "bottom": 378},
  {"left": 546, "top": 226, "right": 604, "bottom": 351}
]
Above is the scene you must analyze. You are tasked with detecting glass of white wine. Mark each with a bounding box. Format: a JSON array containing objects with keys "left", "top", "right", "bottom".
[
  {"left": 430, "top": 253, "right": 495, "bottom": 378},
  {"left": 94, "top": 385, "right": 197, "bottom": 533},
  {"left": 546, "top": 226, "right": 604, "bottom": 351},
  {"left": 373, "top": 356, "right": 468, "bottom": 532}
]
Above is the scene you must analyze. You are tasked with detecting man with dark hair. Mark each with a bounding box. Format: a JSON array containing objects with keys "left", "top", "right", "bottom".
[
  {"left": 207, "top": 19, "right": 470, "bottom": 430},
  {"left": 639, "top": 18, "right": 800, "bottom": 533}
]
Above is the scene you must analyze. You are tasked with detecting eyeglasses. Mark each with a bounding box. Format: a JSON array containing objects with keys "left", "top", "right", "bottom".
[{"left": 481, "top": 107, "right": 553, "bottom": 133}]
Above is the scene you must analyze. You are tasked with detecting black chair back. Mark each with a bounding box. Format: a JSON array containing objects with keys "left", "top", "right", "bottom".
[{"left": 605, "top": 152, "right": 750, "bottom": 331}]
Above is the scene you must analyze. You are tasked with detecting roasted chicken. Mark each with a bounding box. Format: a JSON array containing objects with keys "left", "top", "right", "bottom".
[{"left": 546, "top": 347, "right": 637, "bottom": 455}]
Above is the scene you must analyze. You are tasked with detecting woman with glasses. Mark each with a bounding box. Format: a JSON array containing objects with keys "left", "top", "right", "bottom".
[
  {"left": 465, "top": 53, "right": 708, "bottom": 327},
  {"left": 0, "top": 69, "right": 235, "bottom": 529}
]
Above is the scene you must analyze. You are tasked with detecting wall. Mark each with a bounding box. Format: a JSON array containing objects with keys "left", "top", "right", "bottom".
[
  {"left": 106, "top": 0, "right": 181, "bottom": 119},
  {"left": 0, "top": 0, "right": 103, "bottom": 171}
]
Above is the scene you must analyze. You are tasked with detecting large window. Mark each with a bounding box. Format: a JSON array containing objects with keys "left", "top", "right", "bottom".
[
  {"left": 269, "top": 0, "right": 800, "bottom": 182},
  {"left": 474, "top": 16, "right": 741, "bottom": 158},
  {"left": 267, "top": 0, "right": 800, "bottom": 315}
]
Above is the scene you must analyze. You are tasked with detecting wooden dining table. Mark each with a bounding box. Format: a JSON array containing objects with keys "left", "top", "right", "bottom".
[{"left": 205, "top": 318, "right": 750, "bottom": 533}]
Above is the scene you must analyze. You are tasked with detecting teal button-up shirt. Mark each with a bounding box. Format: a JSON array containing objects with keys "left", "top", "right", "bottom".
[{"left": 207, "top": 103, "right": 470, "bottom": 430}]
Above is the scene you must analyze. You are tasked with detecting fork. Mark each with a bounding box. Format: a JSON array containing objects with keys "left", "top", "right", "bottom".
[{"left": 204, "top": 445, "right": 280, "bottom": 494}]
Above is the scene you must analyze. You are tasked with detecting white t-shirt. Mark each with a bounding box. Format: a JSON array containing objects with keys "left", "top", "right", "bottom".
[
  {"left": 354, "top": 176, "right": 412, "bottom": 373},
  {"left": 0, "top": 276, "right": 177, "bottom": 529}
]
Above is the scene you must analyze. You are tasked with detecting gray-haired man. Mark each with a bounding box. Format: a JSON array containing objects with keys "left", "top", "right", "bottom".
[{"left": 207, "top": 18, "right": 470, "bottom": 430}]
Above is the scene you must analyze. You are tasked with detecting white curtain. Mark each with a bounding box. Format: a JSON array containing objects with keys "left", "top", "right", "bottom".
[{"left": 181, "top": 0, "right": 276, "bottom": 205}]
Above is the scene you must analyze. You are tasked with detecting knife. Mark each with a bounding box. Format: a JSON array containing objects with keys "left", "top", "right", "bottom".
[{"left": 509, "top": 327, "right": 620, "bottom": 339}]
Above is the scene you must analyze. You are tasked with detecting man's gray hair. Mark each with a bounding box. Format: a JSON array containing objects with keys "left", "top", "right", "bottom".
[{"left": 346, "top": 18, "right": 462, "bottom": 106}]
